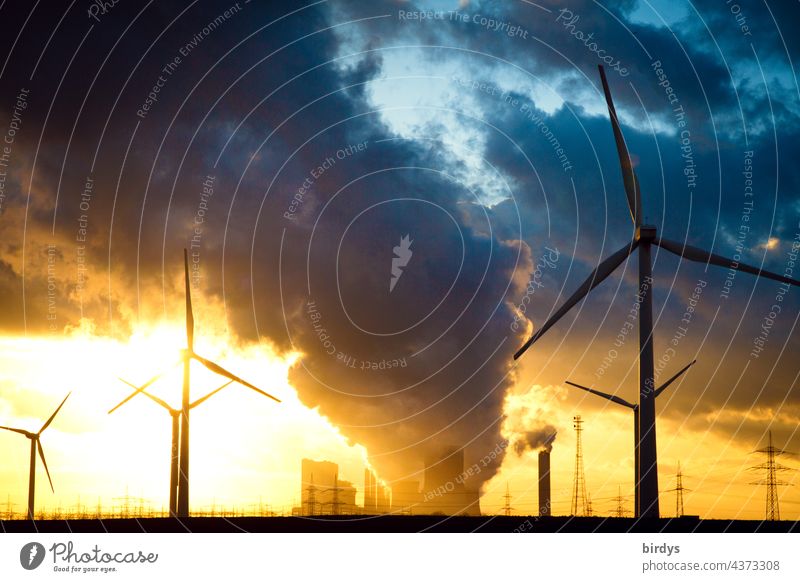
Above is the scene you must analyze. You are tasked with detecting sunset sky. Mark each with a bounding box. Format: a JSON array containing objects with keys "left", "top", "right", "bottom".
[{"left": 0, "top": 0, "right": 798, "bottom": 520}]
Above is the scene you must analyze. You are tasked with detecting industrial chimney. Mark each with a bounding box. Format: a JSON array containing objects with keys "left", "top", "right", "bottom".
[{"left": 538, "top": 449, "right": 551, "bottom": 517}]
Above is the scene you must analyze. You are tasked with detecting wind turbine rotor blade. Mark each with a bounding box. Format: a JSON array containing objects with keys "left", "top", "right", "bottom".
[
  {"left": 184, "top": 248, "right": 194, "bottom": 352},
  {"left": 107, "top": 398, "right": 128, "bottom": 415},
  {"left": 193, "top": 355, "right": 281, "bottom": 403},
  {"left": 655, "top": 238, "right": 800, "bottom": 286},
  {"left": 115, "top": 379, "right": 174, "bottom": 412},
  {"left": 514, "top": 240, "right": 638, "bottom": 360},
  {"left": 135, "top": 389, "right": 173, "bottom": 412},
  {"left": 565, "top": 380, "right": 636, "bottom": 409},
  {"left": 37, "top": 440, "right": 55, "bottom": 493},
  {"left": 39, "top": 392, "right": 71, "bottom": 434},
  {"left": 0, "top": 426, "right": 33, "bottom": 437},
  {"left": 598, "top": 65, "right": 642, "bottom": 227},
  {"left": 654, "top": 359, "right": 697, "bottom": 398},
  {"left": 108, "top": 373, "right": 163, "bottom": 414},
  {"left": 189, "top": 380, "right": 234, "bottom": 409}
]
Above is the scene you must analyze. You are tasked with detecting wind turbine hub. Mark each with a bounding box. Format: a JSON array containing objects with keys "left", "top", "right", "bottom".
[{"left": 637, "top": 225, "right": 657, "bottom": 242}]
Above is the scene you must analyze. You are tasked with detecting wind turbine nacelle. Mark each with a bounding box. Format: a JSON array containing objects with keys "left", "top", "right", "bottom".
[{"left": 637, "top": 225, "right": 657, "bottom": 242}]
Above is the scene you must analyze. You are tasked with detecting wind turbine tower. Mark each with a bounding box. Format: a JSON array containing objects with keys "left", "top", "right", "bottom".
[
  {"left": 109, "top": 377, "right": 233, "bottom": 516},
  {"left": 177, "top": 249, "right": 281, "bottom": 516},
  {"left": 565, "top": 360, "right": 696, "bottom": 516},
  {"left": 514, "top": 65, "right": 800, "bottom": 518},
  {"left": 109, "top": 250, "right": 280, "bottom": 518}
]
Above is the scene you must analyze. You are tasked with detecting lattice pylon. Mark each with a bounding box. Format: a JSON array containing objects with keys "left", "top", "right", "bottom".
[
  {"left": 571, "top": 415, "right": 588, "bottom": 516},
  {"left": 749, "top": 431, "right": 794, "bottom": 521}
]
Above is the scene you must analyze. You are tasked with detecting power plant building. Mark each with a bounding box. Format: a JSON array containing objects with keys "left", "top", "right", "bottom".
[
  {"left": 391, "top": 480, "right": 424, "bottom": 515},
  {"left": 421, "top": 446, "right": 481, "bottom": 516}
]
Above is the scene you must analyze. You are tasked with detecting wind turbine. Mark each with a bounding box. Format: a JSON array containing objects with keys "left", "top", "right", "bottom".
[
  {"left": 514, "top": 64, "right": 800, "bottom": 518},
  {"left": 0, "top": 392, "right": 70, "bottom": 519},
  {"left": 565, "top": 359, "right": 696, "bottom": 516},
  {"left": 108, "top": 377, "right": 233, "bottom": 516},
  {"left": 117, "top": 250, "right": 281, "bottom": 517}
]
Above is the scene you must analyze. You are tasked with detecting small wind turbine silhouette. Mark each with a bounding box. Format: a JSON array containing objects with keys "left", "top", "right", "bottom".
[
  {"left": 108, "top": 377, "right": 233, "bottom": 516},
  {"left": 0, "top": 392, "right": 70, "bottom": 519},
  {"left": 514, "top": 65, "right": 800, "bottom": 518},
  {"left": 114, "top": 250, "right": 281, "bottom": 517},
  {"left": 565, "top": 359, "right": 696, "bottom": 516}
]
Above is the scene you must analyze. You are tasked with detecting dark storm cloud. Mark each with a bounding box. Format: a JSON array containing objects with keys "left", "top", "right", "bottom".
[
  {"left": 323, "top": 0, "right": 800, "bottom": 449},
  {"left": 0, "top": 0, "right": 538, "bottom": 487}
]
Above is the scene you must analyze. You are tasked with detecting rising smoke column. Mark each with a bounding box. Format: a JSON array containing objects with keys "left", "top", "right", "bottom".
[
  {"left": 514, "top": 426, "right": 558, "bottom": 455},
  {"left": 0, "top": 0, "right": 541, "bottom": 493}
]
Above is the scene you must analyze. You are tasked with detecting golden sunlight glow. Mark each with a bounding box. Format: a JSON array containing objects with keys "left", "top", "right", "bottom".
[
  {"left": 0, "top": 323, "right": 372, "bottom": 517},
  {"left": 2, "top": 323, "right": 798, "bottom": 520},
  {"left": 480, "top": 382, "right": 799, "bottom": 520}
]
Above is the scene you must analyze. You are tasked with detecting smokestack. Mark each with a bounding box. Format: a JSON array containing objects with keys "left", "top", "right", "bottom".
[{"left": 538, "top": 450, "right": 551, "bottom": 517}]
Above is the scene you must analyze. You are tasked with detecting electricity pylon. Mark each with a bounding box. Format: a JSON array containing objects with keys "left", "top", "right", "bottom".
[
  {"left": 306, "top": 474, "right": 317, "bottom": 516},
  {"left": 571, "top": 415, "right": 588, "bottom": 516},
  {"left": 613, "top": 486, "right": 629, "bottom": 517},
  {"left": 502, "top": 482, "right": 514, "bottom": 516},
  {"left": 665, "top": 461, "right": 690, "bottom": 517},
  {"left": 749, "top": 431, "right": 794, "bottom": 521}
]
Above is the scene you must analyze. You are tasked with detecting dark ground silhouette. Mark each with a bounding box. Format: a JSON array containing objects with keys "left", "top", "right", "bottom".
[{"left": 2, "top": 515, "right": 797, "bottom": 533}]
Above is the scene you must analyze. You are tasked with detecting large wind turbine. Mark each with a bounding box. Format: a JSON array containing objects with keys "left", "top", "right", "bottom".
[
  {"left": 108, "top": 377, "right": 233, "bottom": 516},
  {"left": 0, "top": 393, "right": 70, "bottom": 519},
  {"left": 150, "top": 250, "right": 280, "bottom": 517},
  {"left": 565, "top": 359, "right": 696, "bottom": 516},
  {"left": 114, "top": 250, "right": 281, "bottom": 517},
  {"left": 514, "top": 64, "right": 800, "bottom": 518}
]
